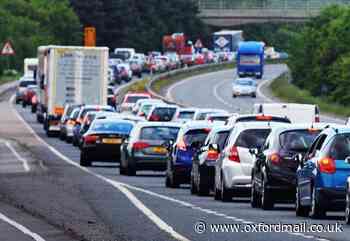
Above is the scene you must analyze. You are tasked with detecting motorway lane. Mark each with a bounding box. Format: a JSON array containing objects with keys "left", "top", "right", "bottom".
[{"left": 13, "top": 99, "right": 349, "bottom": 241}]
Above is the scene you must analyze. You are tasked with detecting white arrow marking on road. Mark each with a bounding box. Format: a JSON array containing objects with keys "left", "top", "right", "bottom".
[{"left": 0, "top": 212, "right": 46, "bottom": 241}]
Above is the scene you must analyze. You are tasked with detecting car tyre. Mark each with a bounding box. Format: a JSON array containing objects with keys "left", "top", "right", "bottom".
[
  {"left": 252, "top": 93, "right": 256, "bottom": 98},
  {"left": 221, "top": 176, "right": 231, "bottom": 202},
  {"left": 251, "top": 178, "right": 260, "bottom": 208},
  {"left": 31, "top": 105, "right": 36, "bottom": 113},
  {"left": 22, "top": 100, "right": 27, "bottom": 108},
  {"left": 80, "top": 151, "right": 91, "bottom": 167},
  {"left": 232, "top": 94, "right": 237, "bottom": 98},
  {"left": 345, "top": 190, "right": 350, "bottom": 224},
  {"left": 261, "top": 178, "right": 274, "bottom": 210},
  {"left": 310, "top": 186, "right": 326, "bottom": 219},
  {"left": 296, "top": 187, "right": 309, "bottom": 217},
  {"left": 190, "top": 174, "right": 197, "bottom": 194},
  {"left": 197, "top": 167, "right": 210, "bottom": 196}
]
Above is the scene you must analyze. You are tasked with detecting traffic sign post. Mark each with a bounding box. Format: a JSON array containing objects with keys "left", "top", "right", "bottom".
[
  {"left": 0, "top": 41, "right": 15, "bottom": 71},
  {"left": 194, "top": 39, "right": 203, "bottom": 53}
]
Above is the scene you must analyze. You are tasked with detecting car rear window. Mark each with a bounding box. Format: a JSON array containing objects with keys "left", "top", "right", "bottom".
[
  {"left": 209, "top": 116, "right": 229, "bottom": 122},
  {"left": 237, "top": 80, "right": 254, "bottom": 86},
  {"left": 140, "top": 104, "right": 152, "bottom": 115},
  {"left": 178, "top": 111, "right": 195, "bottom": 120},
  {"left": 153, "top": 107, "right": 177, "bottom": 120},
  {"left": 328, "top": 134, "right": 350, "bottom": 160},
  {"left": 235, "top": 116, "right": 291, "bottom": 124},
  {"left": 140, "top": 127, "right": 180, "bottom": 141},
  {"left": 126, "top": 96, "right": 149, "bottom": 103},
  {"left": 91, "top": 121, "right": 133, "bottom": 134},
  {"left": 279, "top": 130, "right": 321, "bottom": 152},
  {"left": 235, "top": 129, "right": 271, "bottom": 149},
  {"left": 213, "top": 131, "right": 230, "bottom": 150},
  {"left": 197, "top": 112, "right": 215, "bottom": 120},
  {"left": 19, "top": 80, "right": 36, "bottom": 87},
  {"left": 81, "top": 108, "right": 113, "bottom": 119},
  {"left": 184, "top": 129, "right": 211, "bottom": 146}
]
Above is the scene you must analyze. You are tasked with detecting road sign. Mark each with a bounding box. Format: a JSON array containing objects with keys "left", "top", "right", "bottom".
[
  {"left": 1, "top": 41, "right": 15, "bottom": 56},
  {"left": 194, "top": 39, "right": 203, "bottom": 49},
  {"left": 84, "top": 27, "right": 96, "bottom": 47}
]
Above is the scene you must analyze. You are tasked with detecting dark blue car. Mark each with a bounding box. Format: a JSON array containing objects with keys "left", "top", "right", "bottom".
[
  {"left": 296, "top": 126, "right": 350, "bottom": 218},
  {"left": 165, "top": 121, "right": 213, "bottom": 188}
]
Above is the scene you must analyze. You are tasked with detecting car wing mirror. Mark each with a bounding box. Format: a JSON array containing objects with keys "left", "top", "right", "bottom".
[{"left": 249, "top": 148, "right": 259, "bottom": 156}]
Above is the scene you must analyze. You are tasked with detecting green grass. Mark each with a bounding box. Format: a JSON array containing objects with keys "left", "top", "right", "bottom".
[
  {"left": 270, "top": 74, "right": 350, "bottom": 117},
  {"left": 124, "top": 78, "right": 149, "bottom": 92},
  {"left": 0, "top": 74, "right": 18, "bottom": 85}
]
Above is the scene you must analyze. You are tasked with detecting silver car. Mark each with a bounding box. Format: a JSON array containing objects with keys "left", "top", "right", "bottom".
[{"left": 232, "top": 77, "right": 257, "bottom": 98}]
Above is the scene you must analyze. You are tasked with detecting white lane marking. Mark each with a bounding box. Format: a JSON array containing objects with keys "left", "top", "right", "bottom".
[
  {"left": 10, "top": 96, "right": 190, "bottom": 241},
  {"left": 256, "top": 78, "right": 274, "bottom": 102},
  {"left": 0, "top": 212, "right": 46, "bottom": 241},
  {"left": 213, "top": 78, "right": 234, "bottom": 108},
  {"left": 10, "top": 96, "right": 331, "bottom": 241},
  {"left": 5, "top": 141, "right": 30, "bottom": 172}
]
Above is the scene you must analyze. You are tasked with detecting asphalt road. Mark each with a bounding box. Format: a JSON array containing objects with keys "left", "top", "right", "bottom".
[
  {"left": 2, "top": 67, "right": 347, "bottom": 241},
  {"left": 167, "top": 64, "right": 345, "bottom": 124}
]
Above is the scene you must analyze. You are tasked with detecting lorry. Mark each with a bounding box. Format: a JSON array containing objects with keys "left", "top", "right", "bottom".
[
  {"left": 36, "top": 46, "right": 109, "bottom": 136},
  {"left": 237, "top": 41, "right": 265, "bottom": 79},
  {"left": 24, "top": 58, "right": 38, "bottom": 78},
  {"left": 162, "top": 33, "right": 194, "bottom": 66},
  {"left": 253, "top": 103, "right": 320, "bottom": 123},
  {"left": 212, "top": 30, "right": 243, "bottom": 53}
]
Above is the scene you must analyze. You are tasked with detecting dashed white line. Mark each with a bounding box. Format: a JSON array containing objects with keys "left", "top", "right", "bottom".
[
  {"left": 10, "top": 95, "right": 332, "bottom": 241},
  {"left": 0, "top": 212, "right": 46, "bottom": 241},
  {"left": 4, "top": 141, "right": 30, "bottom": 172}
]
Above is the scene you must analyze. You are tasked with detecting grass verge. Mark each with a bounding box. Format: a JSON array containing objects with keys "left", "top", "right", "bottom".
[
  {"left": 0, "top": 74, "right": 18, "bottom": 85},
  {"left": 270, "top": 74, "right": 350, "bottom": 117}
]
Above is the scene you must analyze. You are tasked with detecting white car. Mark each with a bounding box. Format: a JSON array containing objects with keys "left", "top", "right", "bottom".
[
  {"left": 132, "top": 98, "right": 164, "bottom": 115},
  {"left": 205, "top": 113, "right": 235, "bottom": 124},
  {"left": 173, "top": 108, "right": 198, "bottom": 123},
  {"left": 193, "top": 108, "right": 228, "bottom": 121},
  {"left": 214, "top": 121, "right": 287, "bottom": 201},
  {"left": 232, "top": 78, "right": 257, "bottom": 98},
  {"left": 120, "top": 93, "right": 151, "bottom": 112}
]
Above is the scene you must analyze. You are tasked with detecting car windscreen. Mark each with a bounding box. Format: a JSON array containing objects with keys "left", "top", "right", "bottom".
[
  {"left": 328, "top": 134, "right": 350, "bottom": 160},
  {"left": 81, "top": 108, "right": 113, "bottom": 119},
  {"left": 153, "top": 107, "right": 177, "bottom": 120},
  {"left": 279, "top": 130, "right": 321, "bottom": 152},
  {"left": 235, "top": 116, "right": 291, "bottom": 124},
  {"left": 235, "top": 129, "right": 271, "bottom": 149},
  {"left": 91, "top": 121, "right": 133, "bottom": 134},
  {"left": 19, "top": 80, "right": 36, "bottom": 87},
  {"left": 126, "top": 96, "right": 149, "bottom": 103},
  {"left": 178, "top": 111, "right": 195, "bottom": 119},
  {"left": 213, "top": 131, "right": 230, "bottom": 150},
  {"left": 236, "top": 80, "right": 253, "bottom": 86},
  {"left": 183, "top": 129, "right": 211, "bottom": 146},
  {"left": 140, "top": 126, "right": 180, "bottom": 141}
]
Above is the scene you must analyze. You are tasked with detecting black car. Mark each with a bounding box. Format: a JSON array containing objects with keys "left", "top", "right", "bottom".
[
  {"left": 120, "top": 122, "right": 181, "bottom": 176},
  {"left": 191, "top": 126, "right": 231, "bottom": 196},
  {"left": 80, "top": 119, "right": 134, "bottom": 166},
  {"left": 251, "top": 124, "right": 324, "bottom": 210}
]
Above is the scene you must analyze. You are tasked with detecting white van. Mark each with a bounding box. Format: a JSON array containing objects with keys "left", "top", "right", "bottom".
[
  {"left": 114, "top": 48, "right": 135, "bottom": 61},
  {"left": 253, "top": 103, "right": 320, "bottom": 123}
]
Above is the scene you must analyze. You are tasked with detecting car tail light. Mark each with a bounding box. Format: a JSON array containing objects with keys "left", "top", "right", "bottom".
[
  {"left": 133, "top": 141, "right": 150, "bottom": 151},
  {"left": 315, "top": 115, "right": 320, "bottom": 123},
  {"left": 85, "top": 135, "right": 98, "bottom": 144},
  {"left": 139, "top": 112, "right": 145, "bottom": 117},
  {"left": 318, "top": 157, "right": 336, "bottom": 174},
  {"left": 177, "top": 138, "right": 187, "bottom": 151},
  {"left": 269, "top": 153, "right": 280, "bottom": 165},
  {"left": 149, "top": 114, "right": 160, "bottom": 121},
  {"left": 207, "top": 149, "right": 219, "bottom": 161},
  {"left": 228, "top": 146, "right": 240, "bottom": 162},
  {"left": 203, "top": 128, "right": 211, "bottom": 133}
]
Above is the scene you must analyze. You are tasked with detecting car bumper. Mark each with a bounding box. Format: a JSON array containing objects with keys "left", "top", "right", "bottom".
[
  {"left": 173, "top": 164, "right": 191, "bottom": 184},
  {"left": 133, "top": 155, "right": 168, "bottom": 171},
  {"left": 82, "top": 145, "right": 122, "bottom": 162},
  {"left": 317, "top": 187, "right": 346, "bottom": 211}
]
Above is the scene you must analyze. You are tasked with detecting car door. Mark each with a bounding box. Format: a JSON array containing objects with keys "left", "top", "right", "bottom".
[{"left": 298, "top": 134, "right": 327, "bottom": 204}]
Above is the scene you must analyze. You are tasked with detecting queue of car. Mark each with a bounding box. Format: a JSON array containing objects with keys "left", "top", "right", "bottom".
[{"left": 16, "top": 75, "right": 350, "bottom": 225}]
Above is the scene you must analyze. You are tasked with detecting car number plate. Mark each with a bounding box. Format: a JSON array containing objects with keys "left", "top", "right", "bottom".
[
  {"left": 153, "top": 147, "right": 167, "bottom": 154},
  {"left": 102, "top": 138, "right": 122, "bottom": 144}
]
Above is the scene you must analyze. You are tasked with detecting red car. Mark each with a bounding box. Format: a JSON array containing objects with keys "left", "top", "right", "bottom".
[{"left": 22, "top": 85, "right": 38, "bottom": 108}]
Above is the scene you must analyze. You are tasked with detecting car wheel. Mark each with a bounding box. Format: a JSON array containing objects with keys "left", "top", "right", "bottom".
[
  {"left": 232, "top": 94, "right": 237, "bottom": 98},
  {"left": 310, "top": 185, "right": 325, "bottom": 219},
  {"left": 80, "top": 151, "right": 91, "bottom": 167},
  {"left": 250, "top": 178, "right": 260, "bottom": 208},
  {"left": 345, "top": 190, "right": 350, "bottom": 224},
  {"left": 197, "top": 167, "right": 210, "bottom": 196},
  {"left": 214, "top": 185, "right": 221, "bottom": 200},
  {"left": 22, "top": 101, "right": 27, "bottom": 108},
  {"left": 125, "top": 160, "right": 136, "bottom": 176},
  {"left": 31, "top": 105, "right": 36, "bottom": 113},
  {"left": 59, "top": 131, "right": 65, "bottom": 141},
  {"left": 261, "top": 178, "right": 274, "bottom": 210},
  {"left": 221, "top": 175, "right": 232, "bottom": 202},
  {"left": 15, "top": 98, "right": 20, "bottom": 104},
  {"left": 296, "top": 186, "right": 309, "bottom": 217},
  {"left": 190, "top": 174, "right": 197, "bottom": 194},
  {"left": 252, "top": 93, "right": 256, "bottom": 98}
]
